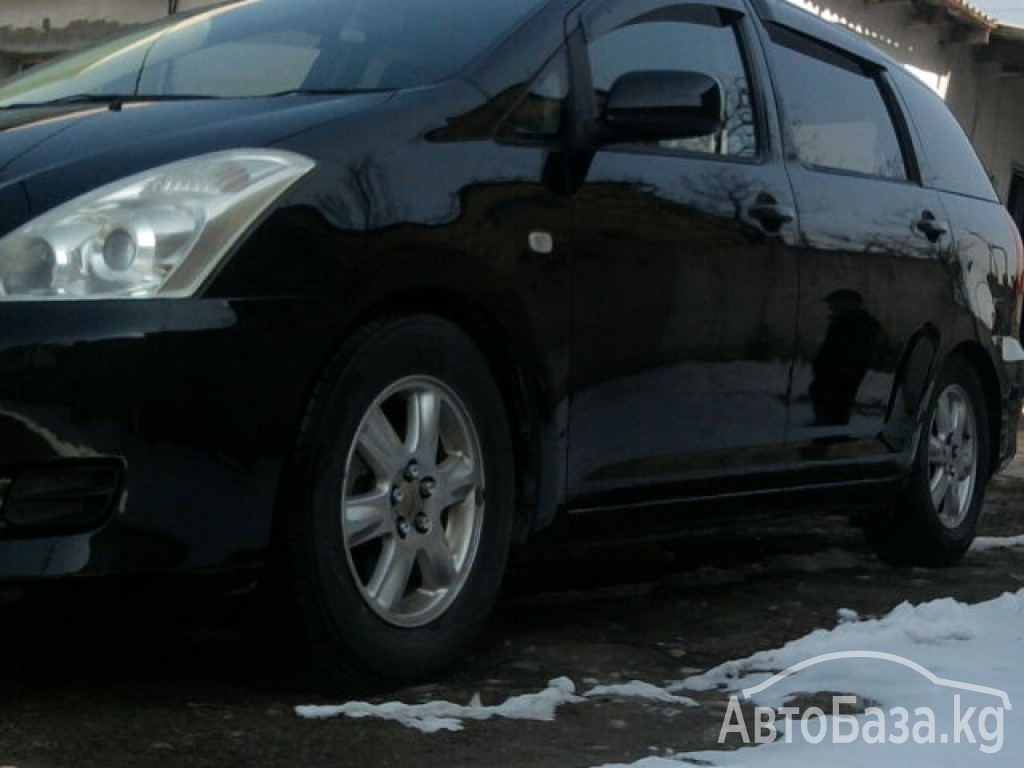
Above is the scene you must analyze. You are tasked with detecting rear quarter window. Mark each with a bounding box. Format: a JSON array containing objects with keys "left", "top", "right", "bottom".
[{"left": 890, "top": 67, "right": 997, "bottom": 202}]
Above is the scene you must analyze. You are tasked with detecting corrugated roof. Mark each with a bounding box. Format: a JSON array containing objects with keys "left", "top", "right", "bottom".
[{"left": 923, "top": 0, "right": 997, "bottom": 29}]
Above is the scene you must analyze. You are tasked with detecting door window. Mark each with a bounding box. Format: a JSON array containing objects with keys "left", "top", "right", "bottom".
[
  {"left": 768, "top": 26, "right": 907, "bottom": 180},
  {"left": 497, "top": 52, "right": 570, "bottom": 142},
  {"left": 586, "top": 5, "right": 757, "bottom": 157}
]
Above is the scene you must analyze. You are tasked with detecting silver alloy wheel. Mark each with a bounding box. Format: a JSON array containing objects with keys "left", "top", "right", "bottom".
[
  {"left": 926, "top": 382, "right": 978, "bottom": 529},
  {"left": 340, "top": 375, "right": 485, "bottom": 627}
]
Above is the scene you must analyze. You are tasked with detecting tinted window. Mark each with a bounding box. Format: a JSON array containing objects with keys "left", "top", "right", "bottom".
[
  {"left": 587, "top": 7, "right": 756, "bottom": 157},
  {"left": 497, "top": 52, "right": 570, "bottom": 141},
  {"left": 890, "top": 67, "right": 997, "bottom": 202},
  {"left": 0, "top": 0, "right": 548, "bottom": 105},
  {"left": 769, "top": 27, "right": 907, "bottom": 180}
]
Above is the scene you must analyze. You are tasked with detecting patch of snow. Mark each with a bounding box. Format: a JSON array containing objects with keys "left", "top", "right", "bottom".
[
  {"left": 971, "top": 535, "right": 1024, "bottom": 552},
  {"left": 296, "top": 676, "right": 707, "bottom": 735},
  {"left": 295, "top": 676, "right": 581, "bottom": 733},
  {"left": 672, "top": 593, "right": 1009, "bottom": 699},
  {"left": 836, "top": 608, "right": 859, "bottom": 625},
  {"left": 628, "top": 590, "right": 1024, "bottom": 767},
  {"left": 583, "top": 681, "right": 698, "bottom": 707}
]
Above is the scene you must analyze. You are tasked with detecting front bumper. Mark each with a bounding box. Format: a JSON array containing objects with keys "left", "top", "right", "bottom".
[{"left": 0, "top": 298, "right": 338, "bottom": 580}]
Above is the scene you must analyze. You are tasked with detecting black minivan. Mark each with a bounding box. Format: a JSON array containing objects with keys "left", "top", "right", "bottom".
[{"left": 0, "top": 0, "right": 1019, "bottom": 684}]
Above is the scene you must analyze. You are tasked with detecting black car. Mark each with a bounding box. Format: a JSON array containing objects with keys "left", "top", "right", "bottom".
[{"left": 0, "top": 0, "right": 1020, "bottom": 685}]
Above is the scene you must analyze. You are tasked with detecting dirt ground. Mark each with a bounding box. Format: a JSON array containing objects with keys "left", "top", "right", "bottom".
[{"left": 2, "top": 460, "right": 1024, "bottom": 768}]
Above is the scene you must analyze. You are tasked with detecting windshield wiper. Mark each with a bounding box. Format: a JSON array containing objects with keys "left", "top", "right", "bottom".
[
  {"left": 0, "top": 93, "right": 218, "bottom": 110},
  {"left": 265, "top": 88, "right": 393, "bottom": 98},
  {"left": 0, "top": 89, "right": 390, "bottom": 111}
]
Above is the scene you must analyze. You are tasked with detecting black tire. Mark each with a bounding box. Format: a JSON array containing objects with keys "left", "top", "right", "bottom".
[
  {"left": 866, "top": 356, "right": 990, "bottom": 566},
  {"left": 280, "top": 316, "right": 514, "bottom": 688}
]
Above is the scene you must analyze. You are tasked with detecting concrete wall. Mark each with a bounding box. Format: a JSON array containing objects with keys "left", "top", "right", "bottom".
[
  {"left": 789, "top": 0, "right": 960, "bottom": 86},
  {"left": 790, "top": 0, "right": 1024, "bottom": 202},
  {"left": 946, "top": 42, "right": 1024, "bottom": 202},
  {"left": 0, "top": 0, "right": 216, "bottom": 76}
]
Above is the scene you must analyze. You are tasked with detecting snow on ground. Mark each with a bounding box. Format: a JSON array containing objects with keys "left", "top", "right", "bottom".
[
  {"left": 596, "top": 590, "right": 1024, "bottom": 767},
  {"left": 297, "top": 676, "right": 581, "bottom": 733},
  {"left": 294, "top": 678, "right": 700, "bottom": 733},
  {"left": 971, "top": 534, "right": 1024, "bottom": 552},
  {"left": 297, "top": 542, "right": 1024, "bottom": 761},
  {"left": 583, "top": 682, "right": 699, "bottom": 707}
]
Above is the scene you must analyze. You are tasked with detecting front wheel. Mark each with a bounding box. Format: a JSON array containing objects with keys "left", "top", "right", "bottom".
[
  {"left": 866, "top": 357, "right": 990, "bottom": 566},
  {"left": 282, "top": 316, "right": 514, "bottom": 687}
]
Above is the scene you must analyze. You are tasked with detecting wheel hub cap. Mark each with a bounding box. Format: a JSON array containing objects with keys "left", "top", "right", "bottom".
[
  {"left": 926, "top": 383, "right": 977, "bottom": 530},
  {"left": 339, "top": 376, "right": 485, "bottom": 627}
]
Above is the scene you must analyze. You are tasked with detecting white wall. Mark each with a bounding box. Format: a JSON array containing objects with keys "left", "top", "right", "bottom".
[
  {"left": 0, "top": 0, "right": 214, "bottom": 29},
  {"left": 0, "top": 0, "right": 219, "bottom": 77},
  {"left": 788, "top": 0, "right": 1024, "bottom": 201},
  {"left": 788, "top": 0, "right": 957, "bottom": 85},
  {"left": 944, "top": 45, "right": 1024, "bottom": 201}
]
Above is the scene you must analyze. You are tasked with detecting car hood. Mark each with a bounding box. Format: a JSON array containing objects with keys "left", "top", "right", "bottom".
[{"left": 0, "top": 92, "right": 392, "bottom": 233}]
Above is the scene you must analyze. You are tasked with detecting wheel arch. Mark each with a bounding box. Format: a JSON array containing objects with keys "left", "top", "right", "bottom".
[
  {"left": 273, "top": 288, "right": 555, "bottom": 551},
  {"left": 948, "top": 340, "right": 1004, "bottom": 479}
]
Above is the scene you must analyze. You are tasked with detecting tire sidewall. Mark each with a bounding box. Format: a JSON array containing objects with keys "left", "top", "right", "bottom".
[
  {"left": 909, "top": 357, "right": 990, "bottom": 555},
  {"left": 293, "top": 316, "right": 514, "bottom": 682}
]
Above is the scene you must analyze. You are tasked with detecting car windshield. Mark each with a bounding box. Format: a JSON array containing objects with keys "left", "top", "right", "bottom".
[{"left": 0, "top": 0, "right": 547, "bottom": 107}]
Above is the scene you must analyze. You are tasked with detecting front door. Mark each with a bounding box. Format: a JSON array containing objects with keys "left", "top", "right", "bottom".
[{"left": 566, "top": 0, "right": 800, "bottom": 507}]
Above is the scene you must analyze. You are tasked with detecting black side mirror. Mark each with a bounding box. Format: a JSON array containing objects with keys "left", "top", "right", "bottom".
[{"left": 602, "top": 70, "right": 722, "bottom": 143}]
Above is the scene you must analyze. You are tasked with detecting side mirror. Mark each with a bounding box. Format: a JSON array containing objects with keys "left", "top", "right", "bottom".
[{"left": 602, "top": 70, "right": 722, "bottom": 143}]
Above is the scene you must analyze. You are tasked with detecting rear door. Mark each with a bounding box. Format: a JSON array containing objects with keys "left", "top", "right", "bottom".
[
  {"left": 762, "top": 23, "right": 953, "bottom": 477},
  {"left": 565, "top": 0, "right": 800, "bottom": 506}
]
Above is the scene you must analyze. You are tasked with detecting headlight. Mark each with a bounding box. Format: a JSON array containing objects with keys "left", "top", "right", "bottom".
[{"left": 0, "top": 149, "right": 316, "bottom": 300}]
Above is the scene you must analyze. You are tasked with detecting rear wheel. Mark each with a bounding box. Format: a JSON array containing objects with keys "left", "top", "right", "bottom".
[
  {"left": 282, "top": 316, "right": 514, "bottom": 687},
  {"left": 866, "top": 357, "right": 990, "bottom": 566}
]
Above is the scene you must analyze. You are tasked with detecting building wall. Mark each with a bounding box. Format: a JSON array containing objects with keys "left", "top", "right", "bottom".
[
  {"left": 0, "top": 0, "right": 216, "bottom": 77},
  {"left": 789, "top": 0, "right": 958, "bottom": 85},
  {"left": 790, "top": 0, "right": 1024, "bottom": 202},
  {"left": 948, "top": 48, "right": 1024, "bottom": 202},
  {"left": 0, "top": 1, "right": 190, "bottom": 29}
]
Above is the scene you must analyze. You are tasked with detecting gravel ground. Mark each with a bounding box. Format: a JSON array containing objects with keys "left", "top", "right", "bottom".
[{"left": 2, "top": 459, "right": 1023, "bottom": 768}]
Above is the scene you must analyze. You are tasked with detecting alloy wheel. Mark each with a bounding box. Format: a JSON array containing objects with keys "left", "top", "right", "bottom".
[
  {"left": 340, "top": 376, "right": 485, "bottom": 627},
  {"left": 926, "top": 383, "right": 978, "bottom": 529}
]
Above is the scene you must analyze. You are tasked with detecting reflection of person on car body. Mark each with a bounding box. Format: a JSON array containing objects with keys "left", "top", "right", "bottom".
[{"left": 810, "top": 288, "right": 881, "bottom": 426}]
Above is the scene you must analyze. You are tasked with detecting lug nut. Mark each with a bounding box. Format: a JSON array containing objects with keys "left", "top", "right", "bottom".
[
  {"left": 404, "top": 461, "right": 420, "bottom": 481},
  {"left": 413, "top": 515, "right": 431, "bottom": 534},
  {"left": 396, "top": 518, "right": 412, "bottom": 538},
  {"left": 391, "top": 486, "right": 405, "bottom": 506},
  {"left": 420, "top": 478, "right": 437, "bottom": 499}
]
